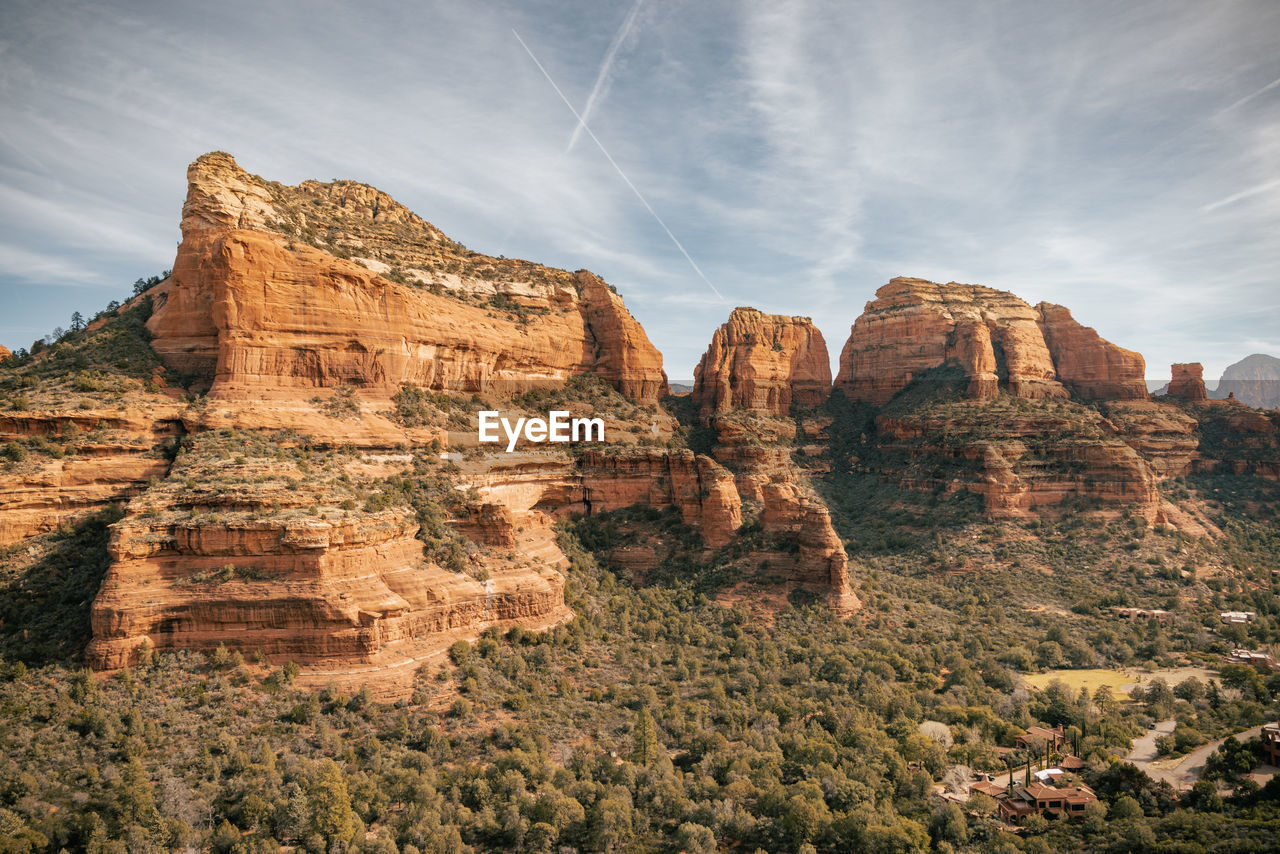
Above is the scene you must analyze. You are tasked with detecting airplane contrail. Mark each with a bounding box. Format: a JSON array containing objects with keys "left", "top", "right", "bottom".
[
  {"left": 1216, "top": 75, "right": 1280, "bottom": 117},
  {"left": 1201, "top": 177, "right": 1280, "bottom": 213},
  {"left": 512, "top": 28, "right": 725, "bottom": 301},
  {"left": 568, "top": 0, "right": 646, "bottom": 153}
]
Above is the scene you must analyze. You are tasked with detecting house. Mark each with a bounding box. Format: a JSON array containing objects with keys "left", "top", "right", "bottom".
[
  {"left": 1263, "top": 723, "right": 1280, "bottom": 766},
  {"left": 1016, "top": 725, "right": 1066, "bottom": 750},
  {"left": 1114, "top": 607, "right": 1172, "bottom": 623},
  {"left": 1226, "top": 649, "right": 1280, "bottom": 673},
  {"left": 970, "top": 780, "right": 1006, "bottom": 799},
  {"left": 1220, "top": 611, "right": 1256, "bottom": 625},
  {"left": 1057, "top": 755, "right": 1086, "bottom": 772},
  {"left": 994, "top": 783, "right": 1098, "bottom": 823}
]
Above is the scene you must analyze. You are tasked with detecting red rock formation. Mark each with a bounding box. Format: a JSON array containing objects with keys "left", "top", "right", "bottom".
[
  {"left": 1103, "top": 402, "right": 1199, "bottom": 478},
  {"left": 1168, "top": 363, "right": 1208, "bottom": 400},
  {"left": 693, "top": 308, "right": 832, "bottom": 417},
  {"left": 835, "top": 278, "right": 1147, "bottom": 406},
  {"left": 576, "top": 448, "right": 742, "bottom": 548},
  {"left": 835, "top": 278, "right": 1068, "bottom": 405},
  {"left": 873, "top": 401, "right": 1161, "bottom": 519},
  {"left": 760, "top": 480, "right": 861, "bottom": 615},
  {"left": 1036, "top": 303, "right": 1147, "bottom": 400},
  {"left": 0, "top": 408, "right": 184, "bottom": 545},
  {"left": 148, "top": 152, "right": 668, "bottom": 406},
  {"left": 0, "top": 345, "right": 11, "bottom": 361},
  {"left": 708, "top": 414, "right": 798, "bottom": 500},
  {"left": 87, "top": 507, "right": 567, "bottom": 670}
]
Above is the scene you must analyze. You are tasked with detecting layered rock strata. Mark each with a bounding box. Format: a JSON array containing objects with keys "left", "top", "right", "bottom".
[
  {"left": 0, "top": 408, "right": 183, "bottom": 546},
  {"left": 86, "top": 449, "right": 570, "bottom": 671},
  {"left": 835, "top": 278, "right": 1144, "bottom": 405},
  {"left": 872, "top": 401, "right": 1160, "bottom": 519},
  {"left": 1167, "top": 363, "right": 1208, "bottom": 400},
  {"left": 693, "top": 308, "right": 832, "bottom": 417},
  {"left": 759, "top": 480, "right": 861, "bottom": 614},
  {"left": 1036, "top": 303, "right": 1147, "bottom": 400},
  {"left": 575, "top": 448, "right": 743, "bottom": 548},
  {"left": 148, "top": 152, "right": 668, "bottom": 406}
]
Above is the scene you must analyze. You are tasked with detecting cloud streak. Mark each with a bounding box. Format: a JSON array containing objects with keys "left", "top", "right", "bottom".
[
  {"left": 512, "top": 26, "right": 725, "bottom": 301},
  {"left": 0, "top": 0, "right": 1276, "bottom": 380},
  {"left": 567, "top": 0, "right": 645, "bottom": 154},
  {"left": 1201, "top": 177, "right": 1280, "bottom": 212}
]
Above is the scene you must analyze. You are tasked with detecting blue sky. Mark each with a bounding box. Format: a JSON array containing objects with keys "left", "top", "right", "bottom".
[{"left": 1, "top": 0, "right": 1277, "bottom": 382}]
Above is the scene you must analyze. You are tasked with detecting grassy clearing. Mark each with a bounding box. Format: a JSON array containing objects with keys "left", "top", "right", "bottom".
[{"left": 1022, "top": 668, "right": 1139, "bottom": 692}]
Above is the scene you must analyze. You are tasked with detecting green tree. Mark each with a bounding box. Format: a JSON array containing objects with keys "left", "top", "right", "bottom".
[
  {"left": 631, "top": 707, "right": 660, "bottom": 766},
  {"left": 307, "top": 759, "right": 356, "bottom": 845},
  {"left": 929, "top": 803, "right": 968, "bottom": 846},
  {"left": 1109, "top": 795, "right": 1143, "bottom": 820}
]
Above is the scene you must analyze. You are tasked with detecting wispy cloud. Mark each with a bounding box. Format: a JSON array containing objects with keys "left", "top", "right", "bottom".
[
  {"left": 512, "top": 27, "right": 724, "bottom": 301},
  {"left": 0, "top": 0, "right": 1277, "bottom": 380}
]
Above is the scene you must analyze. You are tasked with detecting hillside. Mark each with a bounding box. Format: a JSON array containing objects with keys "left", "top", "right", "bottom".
[{"left": 1, "top": 156, "right": 1279, "bottom": 853}]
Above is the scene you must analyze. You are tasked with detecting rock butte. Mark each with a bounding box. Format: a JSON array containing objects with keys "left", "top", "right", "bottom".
[
  {"left": 693, "top": 308, "right": 831, "bottom": 418},
  {"left": 149, "top": 152, "right": 669, "bottom": 421},
  {"left": 1167, "top": 363, "right": 1208, "bottom": 401},
  {"left": 834, "top": 277, "right": 1146, "bottom": 405}
]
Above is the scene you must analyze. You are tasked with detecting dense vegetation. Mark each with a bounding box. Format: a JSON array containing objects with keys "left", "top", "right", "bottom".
[
  {"left": 3, "top": 303, "right": 1280, "bottom": 852},
  {"left": 1, "top": 491, "right": 1278, "bottom": 852}
]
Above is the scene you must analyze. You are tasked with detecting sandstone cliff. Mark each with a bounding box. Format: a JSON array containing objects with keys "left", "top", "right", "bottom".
[
  {"left": 0, "top": 408, "right": 183, "bottom": 546},
  {"left": 870, "top": 398, "right": 1161, "bottom": 520},
  {"left": 759, "top": 480, "right": 861, "bottom": 615},
  {"left": 575, "top": 448, "right": 742, "bottom": 548},
  {"left": 693, "top": 308, "right": 832, "bottom": 417},
  {"left": 1167, "top": 363, "right": 1208, "bottom": 400},
  {"left": 835, "top": 278, "right": 1145, "bottom": 405},
  {"left": 148, "top": 152, "right": 668, "bottom": 409},
  {"left": 1036, "top": 303, "right": 1147, "bottom": 401},
  {"left": 84, "top": 437, "right": 571, "bottom": 680},
  {"left": 835, "top": 278, "right": 1067, "bottom": 404}
]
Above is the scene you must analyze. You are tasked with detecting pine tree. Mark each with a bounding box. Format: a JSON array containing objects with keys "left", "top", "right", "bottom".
[
  {"left": 631, "top": 707, "right": 660, "bottom": 766},
  {"left": 307, "top": 759, "right": 356, "bottom": 845}
]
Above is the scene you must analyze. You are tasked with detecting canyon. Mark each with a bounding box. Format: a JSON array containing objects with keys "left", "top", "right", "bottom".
[{"left": 2, "top": 153, "right": 1277, "bottom": 694}]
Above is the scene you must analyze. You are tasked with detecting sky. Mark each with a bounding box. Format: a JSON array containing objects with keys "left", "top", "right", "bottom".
[{"left": 1, "top": 0, "right": 1278, "bottom": 383}]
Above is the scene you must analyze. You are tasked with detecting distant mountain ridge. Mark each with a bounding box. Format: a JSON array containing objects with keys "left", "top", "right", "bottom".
[{"left": 1210, "top": 353, "right": 1280, "bottom": 409}]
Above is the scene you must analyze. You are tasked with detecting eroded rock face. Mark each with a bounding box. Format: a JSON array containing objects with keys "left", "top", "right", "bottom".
[
  {"left": 1103, "top": 401, "right": 1199, "bottom": 478},
  {"left": 760, "top": 480, "right": 861, "bottom": 615},
  {"left": 0, "top": 409, "right": 183, "bottom": 546},
  {"left": 86, "top": 508, "right": 567, "bottom": 670},
  {"left": 1036, "top": 303, "right": 1147, "bottom": 401},
  {"left": 148, "top": 152, "right": 668, "bottom": 405},
  {"left": 576, "top": 448, "right": 743, "bottom": 548},
  {"left": 1168, "top": 363, "right": 1208, "bottom": 400},
  {"left": 835, "top": 278, "right": 1068, "bottom": 404},
  {"left": 834, "top": 278, "right": 1146, "bottom": 406},
  {"left": 872, "top": 401, "right": 1161, "bottom": 520},
  {"left": 84, "top": 443, "right": 572, "bottom": 676},
  {"left": 693, "top": 308, "right": 832, "bottom": 417}
]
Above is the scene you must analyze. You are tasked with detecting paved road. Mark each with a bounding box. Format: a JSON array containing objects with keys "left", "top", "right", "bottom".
[
  {"left": 1126, "top": 722, "right": 1269, "bottom": 790},
  {"left": 1127, "top": 719, "right": 1177, "bottom": 765}
]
